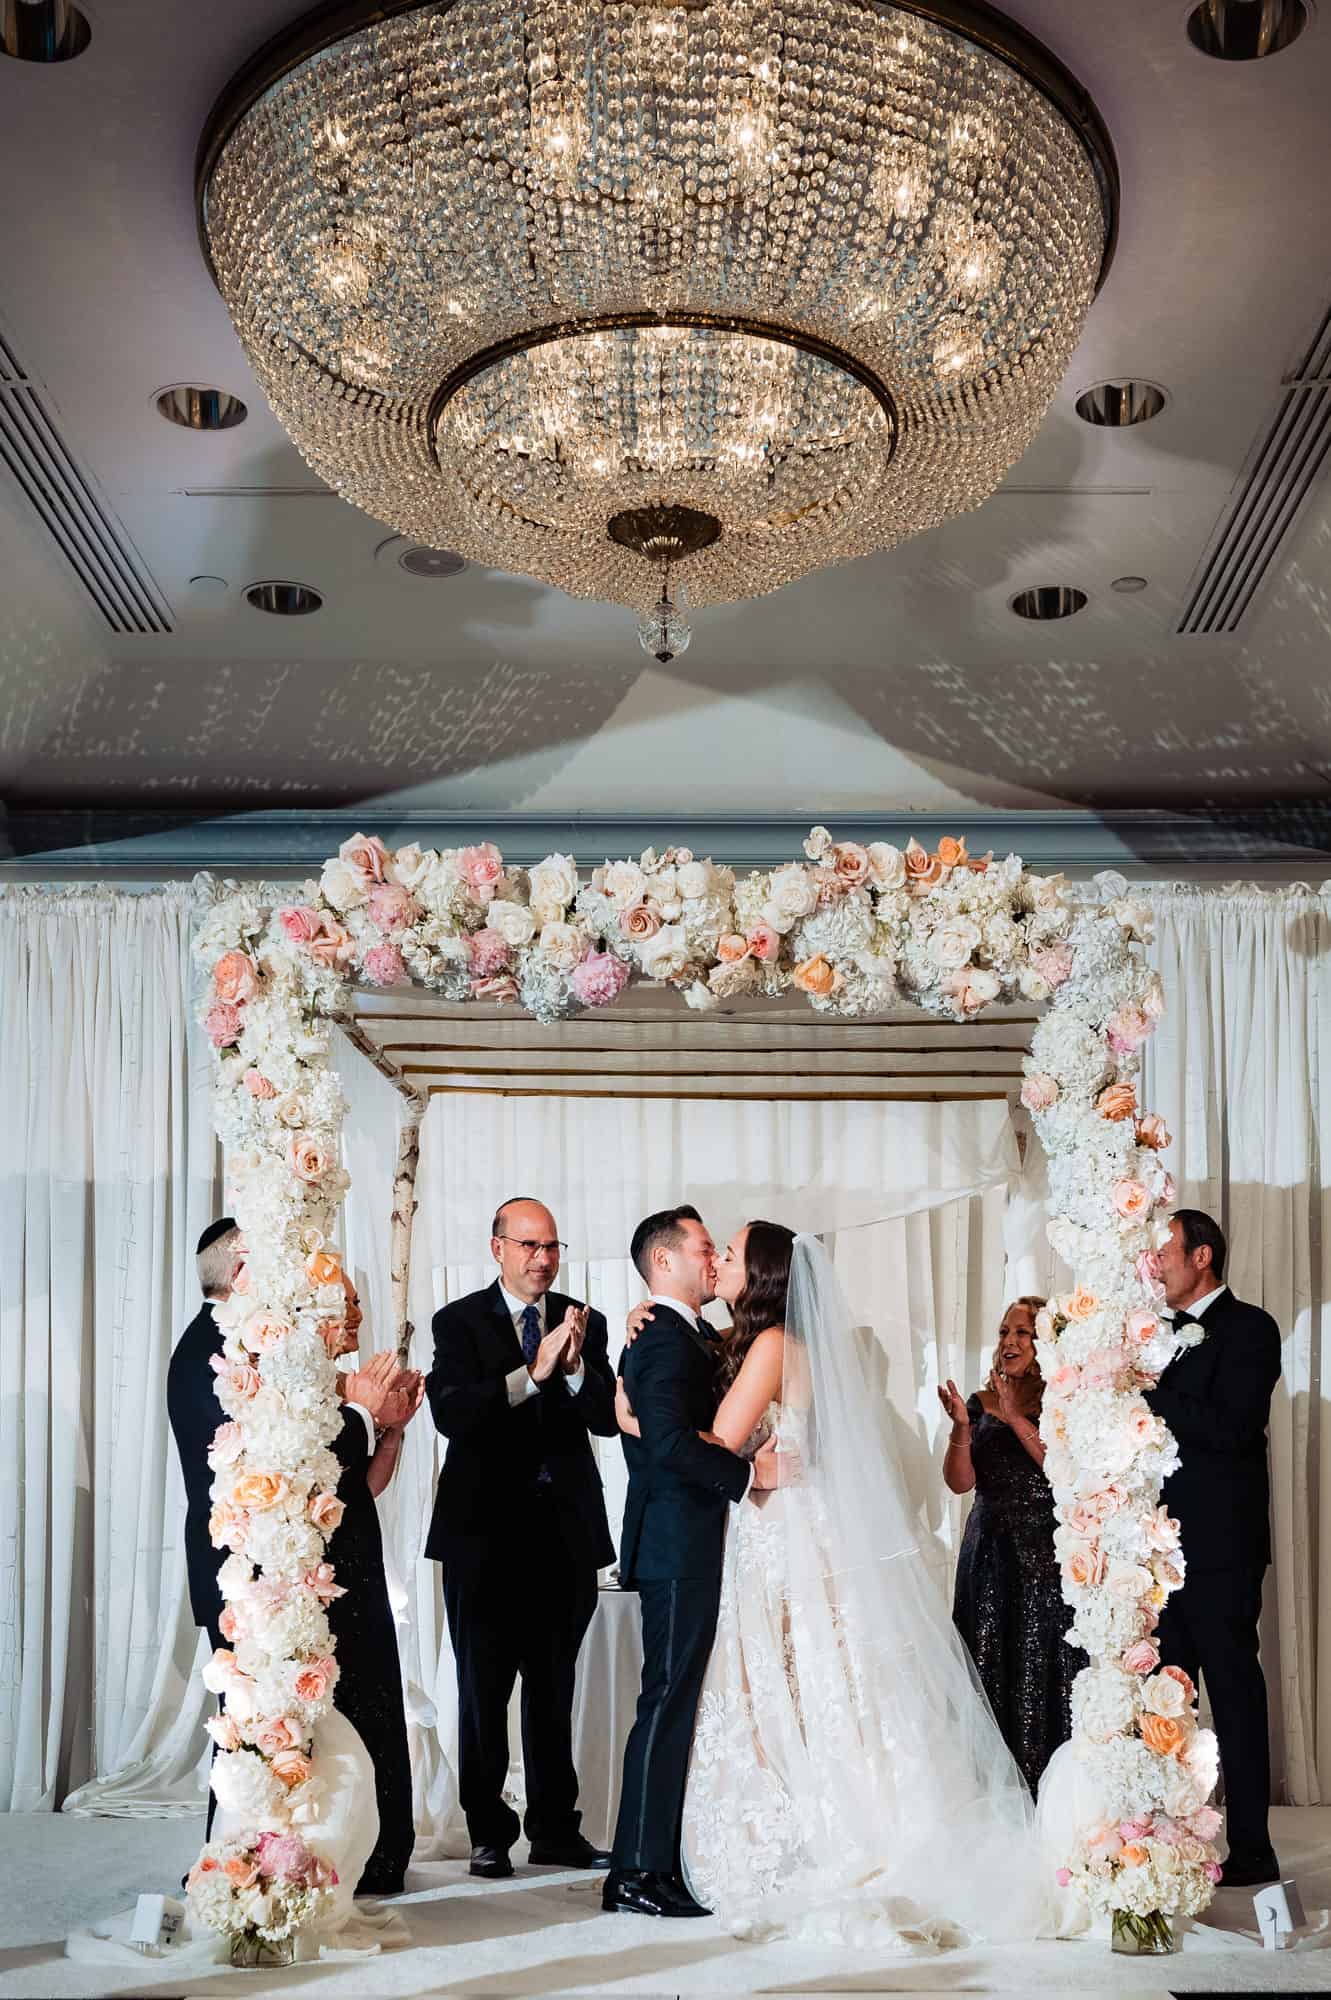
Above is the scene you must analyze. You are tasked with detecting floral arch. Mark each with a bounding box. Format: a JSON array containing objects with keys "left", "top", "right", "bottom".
[{"left": 189, "top": 828, "right": 1219, "bottom": 1953}]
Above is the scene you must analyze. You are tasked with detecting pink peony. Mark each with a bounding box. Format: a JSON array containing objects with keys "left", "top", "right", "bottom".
[
  {"left": 1189, "top": 1805, "right": 1222, "bottom": 1841},
  {"left": 1020, "top": 1072, "right": 1059, "bottom": 1113},
  {"left": 1123, "top": 1639, "right": 1160, "bottom": 1675},
  {"left": 205, "top": 1000, "right": 243, "bottom": 1048},
  {"left": 458, "top": 842, "right": 503, "bottom": 902},
  {"left": 1107, "top": 1004, "right": 1152, "bottom": 1055},
  {"left": 242, "top": 1068, "right": 276, "bottom": 1099},
  {"left": 278, "top": 904, "right": 321, "bottom": 945},
  {"left": 1112, "top": 1176, "right": 1151, "bottom": 1221},
  {"left": 213, "top": 949, "right": 261, "bottom": 1005},
  {"left": 362, "top": 943, "right": 407, "bottom": 987},
  {"left": 255, "top": 1831, "right": 316, "bottom": 1883},
  {"left": 468, "top": 928, "right": 512, "bottom": 978},
  {"left": 367, "top": 882, "right": 418, "bottom": 932},
  {"left": 570, "top": 950, "right": 631, "bottom": 1009},
  {"left": 1031, "top": 944, "right": 1074, "bottom": 988},
  {"left": 338, "top": 832, "right": 392, "bottom": 885},
  {"left": 472, "top": 974, "right": 520, "bottom": 1004},
  {"left": 748, "top": 923, "right": 781, "bottom": 963}
]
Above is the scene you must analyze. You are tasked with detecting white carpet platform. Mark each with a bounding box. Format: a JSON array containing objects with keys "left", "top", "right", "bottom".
[{"left": 1, "top": 1809, "right": 1328, "bottom": 1998}]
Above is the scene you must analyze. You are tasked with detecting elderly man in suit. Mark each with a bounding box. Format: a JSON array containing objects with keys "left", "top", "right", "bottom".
[
  {"left": 1147, "top": 1208, "right": 1283, "bottom": 1888},
  {"left": 426, "top": 1196, "right": 619, "bottom": 1878}
]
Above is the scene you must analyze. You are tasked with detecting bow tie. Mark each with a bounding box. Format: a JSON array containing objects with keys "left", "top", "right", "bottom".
[{"left": 1170, "top": 1310, "right": 1203, "bottom": 1329}]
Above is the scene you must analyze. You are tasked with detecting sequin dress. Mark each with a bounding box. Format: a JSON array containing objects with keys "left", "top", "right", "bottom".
[
  {"left": 326, "top": 1413, "right": 414, "bottom": 1894},
  {"left": 952, "top": 1394, "right": 1084, "bottom": 1796}
]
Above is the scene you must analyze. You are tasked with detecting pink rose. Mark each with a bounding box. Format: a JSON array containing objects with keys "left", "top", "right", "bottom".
[
  {"left": 1031, "top": 944, "right": 1073, "bottom": 988},
  {"left": 213, "top": 949, "right": 261, "bottom": 1005},
  {"left": 307, "top": 916, "right": 354, "bottom": 969},
  {"left": 620, "top": 902, "right": 662, "bottom": 941},
  {"left": 1112, "top": 1176, "right": 1151, "bottom": 1222},
  {"left": 205, "top": 1000, "right": 243, "bottom": 1048},
  {"left": 1125, "top": 1308, "right": 1159, "bottom": 1346},
  {"left": 278, "top": 904, "right": 321, "bottom": 945},
  {"left": 747, "top": 923, "right": 780, "bottom": 963},
  {"left": 1123, "top": 1639, "right": 1160, "bottom": 1675},
  {"left": 338, "top": 832, "right": 392, "bottom": 885},
  {"left": 570, "top": 951, "right": 630, "bottom": 1009},
  {"left": 303, "top": 1563, "right": 346, "bottom": 1603},
  {"left": 257, "top": 1716, "right": 303, "bottom": 1758},
  {"left": 294, "top": 1658, "right": 336, "bottom": 1704},
  {"left": 1107, "top": 1004, "right": 1152, "bottom": 1055},
  {"left": 716, "top": 933, "right": 750, "bottom": 964},
  {"left": 362, "top": 943, "right": 407, "bottom": 987},
  {"left": 472, "top": 974, "right": 520, "bottom": 1003},
  {"left": 308, "top": 1491, "right": 345, "bottom": 1532},
  {"left": 208, "top": 1420, "right": 245, "bottom": 1467},
  {"left": 1020, "top": 1072, "right": 1059, "bottom": 1113},
  {"left": 458, "top": 842, "right": 503, "bottom": 902},
  {"left": 211, "top": 1355, "right": 261, "bottom": 1401},
  {"left": 832, "top": 841, "right": 870, "bottom": 886},
  {"left": 468, "top": 928, "right": 512, "bottom": 978},
  {"left": 367, "top": 882, "right": 417, "bottom": 932},
  {"left": 288, "top": 1134, "right": 329, "bottom": 1184},
  {"left": 243, "top": 1068, "right": 276, "bottom": 1099}
]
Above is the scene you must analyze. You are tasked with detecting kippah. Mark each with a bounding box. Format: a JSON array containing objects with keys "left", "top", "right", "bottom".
[{"left": 196, "top": 1217, "right": 238, "bottom": 1256}]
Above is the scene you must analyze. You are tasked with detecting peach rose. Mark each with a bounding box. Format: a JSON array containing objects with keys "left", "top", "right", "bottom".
[
  {"left": 1065, "top": 1286, "right": 1100, "bottom": 1320},
  {"left": 1096, "top": 1081, "right": 1137, "bottom": 1121},
  {"left": 472, "top": 974, "right": 520, "bottom": 1003},
  {"left": 458, "top": 842, "right": 503, "bottom": 901},
  {"left": 307, "top": 916, "right": 354, "bottom": 969},
  {"left": 338, "top": 832, "right": 392, "bottom": 885},
  {"left": 288, "top": 1134, "right": 329, "bottom": 1184},
  {"left": 278, "top": 904, "right": 320, "bottom": 944},
  {"left": 716, "top": 933, "right": 751, "bottom": 964},
  {"left": 1161, "top": 1663, "right": 1196, "bottom": 1704},
  {"left": 1119, "top": 1842, "right": 1150, "bottom": 1867},
  {"left": 793, "top": 954, "right": 839, "bottom": 999},
  {"left": 213, "top": 949, "right": 261, "bottom": 1005},
  {"left": 208, "top": 1501, "right": 249, "bottom": 1550},
  {"left": 832, "top": 840, "right": 870, "bottom": 885},
  {"left": 748, "top": 923, "right": 781, "bottom": 963},
  {"left": 257, "top": 1716, "right": 303, "bottom": 1758},
  {"left": 308, "top": 1491, "right": 345, "bottom": 1532},
  {"left": 233, "top": 1471, "right": 288, "bottom": 1512},
  {"left": 1136, "top": 1113, "right": 1172, "bottom": 1150},
  {"left": 1020, "top": 1072, "right": 1059, "bottom": 1113},
  {"left": 1125, "top": 1308, "right": 1159, "bottom": 1346},
  {"left": 936, "top": 835, "right": 968, "bottom": 869},
  {"left": 243, "top": 1069, "right": 276, "bottom": 1099},
  {"left": 243, "top": 1311, "right": 292, "bottom": 1351},
  {"left": 206, "top": 1711, "right": 244, "bottom": 1751},
  {"left": 205, "top": 1000, "right": 243, "bottom": 1048},
  {"left": 1066, "top": 1544, "right": 1105, "bottom": 1588},
  {"left": 903, "top": 837, "right": 943, "bottom": 888},
  {"left": 272, "top": 1748, "right": 314, "bottom": 1789},
  {"left": 303, "top": 1563, "right": 345, "bottom": 1604},
  {"left": 305, "top": 1249, "right": 343, "bottom": 1288},
  {"left": 294, "top": 1659, "right": 335, "bottom": 1703},
  {"left": 943, "top": 965, "right": 1001, "bottom": 1013},
  {"left": 1085, "top": 1823, "right": 1124, "bottom": 1864},
  {"left": 1123, "top": 1639, "right": 1160, "bottom": 1675},
  {"left": 620, "top": 902, "right": 662, "bottom": 941},
  {"left": 216, "top": 1359, "right": 261, "bottom": 1401},
  {"left": 223, "top": 1855, "right": 260, "bottom": 1889},
  {"left": 1140, "top": 1712, "right": 1185, "bottom": 1758},
  {"left": 1112, "top": 1176, "right": 1151, "bottom": 1221}
]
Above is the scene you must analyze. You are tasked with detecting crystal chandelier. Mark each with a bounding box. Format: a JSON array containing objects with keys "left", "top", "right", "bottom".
[{"left": 197, "top": 2, "right": 1116, "bottom": 642}]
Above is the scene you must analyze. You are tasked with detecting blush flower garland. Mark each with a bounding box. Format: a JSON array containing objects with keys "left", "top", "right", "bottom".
[{"left": 189, "top": 836, "right": 1213, "bottom": 1948}]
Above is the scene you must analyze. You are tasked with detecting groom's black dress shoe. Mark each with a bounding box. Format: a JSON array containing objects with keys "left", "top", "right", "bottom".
[
  {"left": 1218, "top": 1853, "right": 1281, "bottom": 1889},
  {"left": 469, "top": 1844, "right": 514, "bottom": 1879},
  {"left": 527, "top": 1834, "right": 613, "bottom": 1869},
  {"left": 601, "top": 1869, "right": 711, "bottom": 1918}
]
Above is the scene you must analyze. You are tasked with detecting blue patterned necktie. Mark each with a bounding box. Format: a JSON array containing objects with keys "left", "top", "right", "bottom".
[{"left": 520, "top": 1304, "right": 551, "bottom": 1484}]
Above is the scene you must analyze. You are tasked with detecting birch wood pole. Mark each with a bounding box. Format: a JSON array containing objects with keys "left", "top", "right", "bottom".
[{"left": 339, "top": 1021, "right": 426, "bottom": 1364}]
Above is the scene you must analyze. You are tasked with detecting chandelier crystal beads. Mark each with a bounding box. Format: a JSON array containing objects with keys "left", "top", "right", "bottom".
[{"left": 198, "top": 0, "right": 1116, "bottom": 615}]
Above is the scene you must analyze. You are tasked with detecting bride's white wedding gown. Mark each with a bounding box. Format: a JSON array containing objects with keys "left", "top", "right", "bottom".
[{"left": 680, "top": 1249, "right": 1054, "bottom": 1950}]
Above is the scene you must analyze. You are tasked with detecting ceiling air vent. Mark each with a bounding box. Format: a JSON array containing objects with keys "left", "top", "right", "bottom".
[
  {"left": 0, "top": 324, "right": 172, "bottom": 634},
  {"left": 1178, "top": 302, "right": 1331, "bottom": 635}
]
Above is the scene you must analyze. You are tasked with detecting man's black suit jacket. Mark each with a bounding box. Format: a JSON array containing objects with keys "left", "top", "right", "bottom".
[
  {"left": 617, "top": 1303, "right": 750, "bottom": 1586},
  {"left": 166, "top": 1300, "right": 226, "bottom": 1632},
  {"left": 1146, "top": 1287, "right": 1281, "bottom": 1573},
  {"left": 425, "top": 1282, "right": 618, "bottom": 1575}
]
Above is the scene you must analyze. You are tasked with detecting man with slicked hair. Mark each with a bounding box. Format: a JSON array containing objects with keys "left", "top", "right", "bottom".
[{"left": 426, "top": 1196, "right": 618, "bottom": 1878}]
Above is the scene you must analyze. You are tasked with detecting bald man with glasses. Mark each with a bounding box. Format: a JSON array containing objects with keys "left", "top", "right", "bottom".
[{"left": 426, "top": 1196, "right": 618, "bottom": 1878}]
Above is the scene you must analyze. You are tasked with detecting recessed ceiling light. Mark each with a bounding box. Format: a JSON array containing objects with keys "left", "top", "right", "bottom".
[
  {"left": 188, "top": 575, "right": 230, "bottom": 602},
  {"left": 245, "top": 581, "right": 323, "bottom": 615},
  {"left": 1, "top": 0, "right": 90, "bottom": 62},
  {"left": 1186, "top": 0, "right": 1309, "bottom": 59},
  {"left": 398, "top": 544, "right": 468, "bottom": 578},
  {"left": 1111, "top": 575, "right": 1150, "bottom": 593},
  {"left": 1010, "top": 586, "right": 1088, "bottom": 620},
  {"left": 156, "top": 386, "right": 249, "bottom": 431},
  {"left": 1075, "top": 381, "right": 1167, "bottom": 427}
]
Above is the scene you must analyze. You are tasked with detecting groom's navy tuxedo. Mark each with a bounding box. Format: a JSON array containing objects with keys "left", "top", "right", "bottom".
[
  {"left": 1146, "top": 1285, "right": 1282, "bottom": 1875},
  {"left": 612, "top": 1302, "right": 750, "bottom": 1876},
  {"left": 166, "top": 1301, "right": 227, "bottom": 1643}
]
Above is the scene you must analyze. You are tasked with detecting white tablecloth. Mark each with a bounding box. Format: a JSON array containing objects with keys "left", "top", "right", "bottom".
[{"left": 570, "top": 1586, "right": 644, "bottom": 1849}]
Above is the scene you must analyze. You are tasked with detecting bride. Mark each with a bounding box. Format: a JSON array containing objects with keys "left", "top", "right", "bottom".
[{"left": 625, "top": 1224, "right": 1049, "bottom": 1948}]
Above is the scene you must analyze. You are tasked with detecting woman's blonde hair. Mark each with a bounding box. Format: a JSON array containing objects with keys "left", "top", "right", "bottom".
[{"left": 989, "top": 1294, "right": 1047, "bottom": 1418}]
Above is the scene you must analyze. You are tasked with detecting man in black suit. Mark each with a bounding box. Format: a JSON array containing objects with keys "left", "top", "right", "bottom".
[
  {"left": 426, "top": 1196, "right": 619, "bottom": 1879},
  {"left": 602, "top": 1205, "right": 784, "bottom": 1920},
  {"left": 1147, "top": 1207, "right": 1283, "bottom": 1888}
]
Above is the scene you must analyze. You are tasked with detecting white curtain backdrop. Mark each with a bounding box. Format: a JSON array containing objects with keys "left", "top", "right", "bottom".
[
  {"left": 0, "top": 888, "right": 219, "bottom": 1814},
  {"left": 1144, "top": 882, "right": 1331, "bottom": 1808}
]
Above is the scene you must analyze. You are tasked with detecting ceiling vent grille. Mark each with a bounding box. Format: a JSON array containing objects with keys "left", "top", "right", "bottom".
[
  {"left": 0, "top": 328, "right": 172, "bottom": 634},
  {"left": 1178, "top": 303, "right": 1331, "bottom": 635}
]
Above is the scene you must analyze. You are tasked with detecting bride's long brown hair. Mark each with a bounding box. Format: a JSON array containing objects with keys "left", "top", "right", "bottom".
[{"left": 717, "top": 1220, "right": 795, "bottom": 1387}]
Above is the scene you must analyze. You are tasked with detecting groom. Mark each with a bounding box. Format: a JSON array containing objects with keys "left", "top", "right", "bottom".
[{"left": 603, "top": 1205, "right": 783, "bottom": 1919}]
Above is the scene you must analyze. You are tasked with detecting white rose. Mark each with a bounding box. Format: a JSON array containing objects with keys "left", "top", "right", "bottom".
[
  {"left": 487, "top": 899, "right": 536, "bottom": 948},
  {"left": 929, "top": 916, "right": 981, "bottom": 970},
  {"left": 676, "top": 860, "right": 712, "bottom": 900},
  {"left": 638, "top": 924, "right": 690, "bottom": 981},
  {"left": 866, "top": 842, "right": 906, "bottom": 891},
  {"left": 764, "top": 862, "right": 819, "bottom": 933},
  {"left": 601, "top": 860, "right": 647, "bottom": 907},
  {"left": 538, "top": 921, "right": 584, "bottom": 970},
  {"left": 318, "top": 858, "right": 367, "bottom": 910},
  {"left": 392, "top": 843, "right": 435, "bottom": 894},
  {"left": 529, "top": 852, "right": 579, "bottom": 919},
  {"left": 1140, "top": 1671, "right": 1188, "bottom": 1718},
  {"left": 652, "top": 865, "right": 678, "bottom": 902}
]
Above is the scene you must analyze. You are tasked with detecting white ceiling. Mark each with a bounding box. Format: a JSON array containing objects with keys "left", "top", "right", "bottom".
[{"left": 1, "top": 0, "right": 1330, "bottom": 835}]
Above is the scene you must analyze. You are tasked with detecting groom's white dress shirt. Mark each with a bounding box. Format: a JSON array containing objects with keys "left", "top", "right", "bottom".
[
  {"left": 502, "top": 1281, "right": 586, "bottom": 1408},
  {"left": 1172, "top": 1283, "right": 1229, "bottom": 1323}
]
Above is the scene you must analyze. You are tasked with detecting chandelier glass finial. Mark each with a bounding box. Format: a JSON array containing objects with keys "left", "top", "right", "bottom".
[{"left": 197, "top": 1, "right": 1116, "bottom": 635}]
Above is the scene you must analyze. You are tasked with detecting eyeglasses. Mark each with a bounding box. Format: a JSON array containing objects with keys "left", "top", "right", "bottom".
[{"left": 497, "top": 1237, "right": 566, "bottom": 1257}]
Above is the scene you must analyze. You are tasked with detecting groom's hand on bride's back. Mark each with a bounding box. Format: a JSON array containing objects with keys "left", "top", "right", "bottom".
[
  {"left": 623, "top": 1300, "right": 656, "bottom": 1345},
  {"left": 750, "top": 1435, "right": 802, "bottom": 1490}
]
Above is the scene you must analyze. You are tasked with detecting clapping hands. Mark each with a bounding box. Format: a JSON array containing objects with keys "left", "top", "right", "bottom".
[
  {"left": 343, "top": 1349, "right": 425, "bottom": 1431},
  {"left": 529, "top": 1306, "right": 589, "bottom": 1382}
]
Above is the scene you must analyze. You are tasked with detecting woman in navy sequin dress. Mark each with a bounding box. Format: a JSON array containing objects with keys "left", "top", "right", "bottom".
[{"left": 941, "top": 1297, "right": 1084, "bottom": 1797}]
